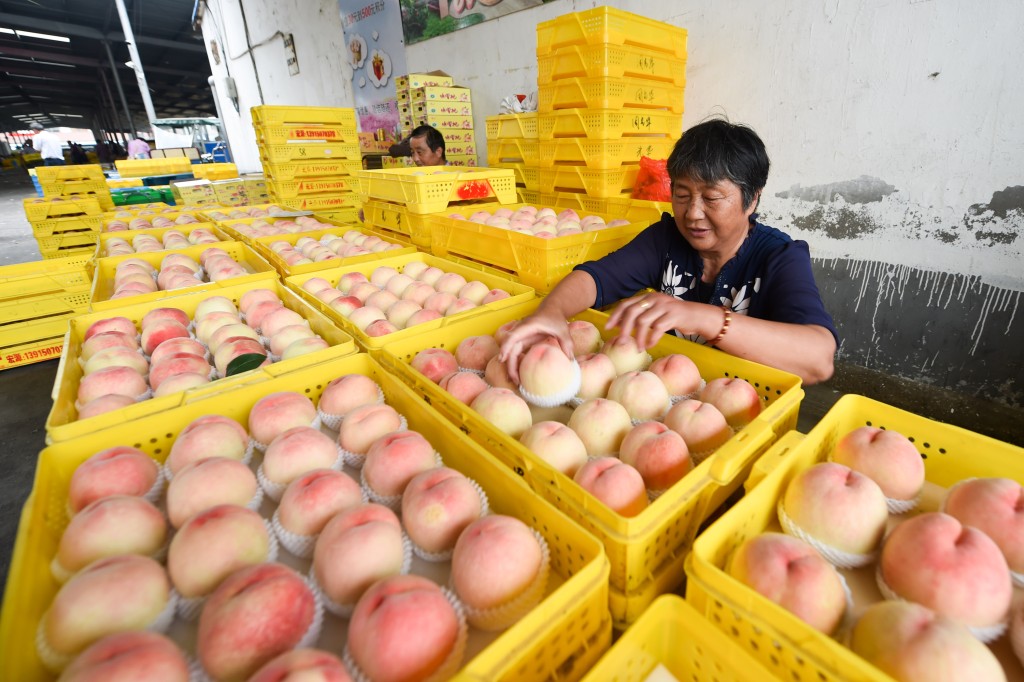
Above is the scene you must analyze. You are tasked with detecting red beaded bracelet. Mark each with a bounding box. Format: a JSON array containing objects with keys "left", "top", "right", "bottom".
[{"left": 710, "top": 306, "right": 731, "bottom": 346}]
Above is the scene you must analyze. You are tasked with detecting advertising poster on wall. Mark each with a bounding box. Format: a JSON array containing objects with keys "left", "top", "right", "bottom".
[
  {"left": 400, "top": 0, "right": 550, "bottom": 45},
  {"left": 339, "top": 0, "right": 409, "bottom": 144}
]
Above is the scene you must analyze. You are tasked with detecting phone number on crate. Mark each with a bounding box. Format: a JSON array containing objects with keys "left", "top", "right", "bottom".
[{"left": 5, "top": 344, "right": 63, "bottom": 366}]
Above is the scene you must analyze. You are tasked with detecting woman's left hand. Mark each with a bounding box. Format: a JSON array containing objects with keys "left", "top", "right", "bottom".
[{"left": 605, "top": 293, "right": 708, "bottom": 350}]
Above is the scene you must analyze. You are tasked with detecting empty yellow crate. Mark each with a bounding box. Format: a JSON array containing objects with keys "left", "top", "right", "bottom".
[
  {"left": 538, "top": 165, "right": 640, "bottom": 198},
  {"left": 485, "top": 113, "right": 538, "bottom": 140},
  {"left": 538, "top": 138, "right": 677, "bottom": 170},
  {"left": 582, "top": 595, "right": 775, "bottom": 681},
  {"left": 35, "top": 231, "right": 98, "bottom": 253},
  {"left": 0, "top": 256, "right": 92, "bottom": 330},
  {"left": 428, "top": 203, "right": 646, "bottom": 294},
  {"left": 105, "top": 178, "right": 143, "bottom": 188},
  {"left": 377, "top": 300, "right": 803, "bottom": 600},
  {"left": 95, "top": 223, "right": 226, "bottom": 257},
  {"left": 39, "top": 179, "right": 109, "bottom": 198},
  {"left": 89, "top": 241, "right": 276, "bottom": 311},
  {"left": 191, "top": 163, "right": 239, "bottom": 180},
  {"left": 686, "top": 394, "right": 1024, "bottom": 682},
  {"left": 0, "top": 326, "right": 68, "bottom": 371},
  {"left": 539, "top": 77, "right": 685, "bottom": 113},
  {"left": 251, "top": 104, "right": 357, "bottom": 127},
  {"left": 30, "top": 214, "right": 103, "bottom": 237},
  {"left": 537, "top": 45, "right": 687, "bottom": 86},
  {"left": 39, "top": 246, "right": 95, "bottom": 261},
  {"left": 255, "top": 123, "right": 359, "bottom": 144},
  {"left": 271, "top": 192, "right": 361, "bottom": 213},
  {"left": 540, "top": 192, "right": 670, "bottom": 224},
  {"left": 487, "top": 138, "right": 539, "bottom": 164},
  {"left": 252, "top": 227, "right": 416, "bottom": 278},
  {"left": 35, "top": 164, "right": 105, "bottom": 184},
  {"left": 262, "top": 158, "right": 363, "bottom": 181},
  {"left": 517, "top": 189, "right": 540, "bottom": 205},
  {"left": 114, "top": 158, "right": 193, "bottom": 178},
  {"left": 491, "top": 162, "right": 539, "bottom": 189},
  {"left": 45, "top": 278, "right": 356, "bottom": 444},
  {"left": 267, "top": 175, "right": 358, "bottom": 198},
  {"left": 539, "top": 109, "right": 682, "bottom": 140},
  {"left": 285, "top": 251, "right": 535, "bottom": 351},
  {"left": 259, "top": 141, "right": 362, "bottom": 163},
  {"left": 355, "top": 167, "right": 517, "bottom": 215},
  {"left": 23, "top": 196, "right": 103, "bottom": 222},
  {"left": 536, "top": 6, "right": 687, "bottom": 58}
]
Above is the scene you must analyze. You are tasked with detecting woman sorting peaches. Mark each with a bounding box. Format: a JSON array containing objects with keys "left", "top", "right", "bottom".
[{"left": 499, "top": 118, "right": 838, "bottom": 386}]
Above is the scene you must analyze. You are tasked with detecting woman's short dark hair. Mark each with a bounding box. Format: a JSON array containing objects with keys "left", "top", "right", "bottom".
[
  {"left": 410, "top": 125, "right": 446, "bottom": 159},
  {"left": 666, "top": 118, "right": 770, "bottom": 210}
]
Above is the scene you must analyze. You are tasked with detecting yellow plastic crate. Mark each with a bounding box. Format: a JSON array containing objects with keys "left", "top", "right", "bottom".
[
  {"left": 95, "top": 223, "right": 227, "bottom": 258},
  {"left": 7, "top": 353, "right": 611, "bottom": 682},
  {"left": 538, "top": 77, "right": 685, "bottom": 113},
  {"left": 35, "top": 231, "right": 99, "bottom": 254},
  {"left": 30, "top": 214, "right": 103, "bottom": 237},
  {"left": 0, "top": 256, "right": 92, "bottom": 335},
  {"left": 538, "top": 138, "right": 676, "bottom": 170},
  {"left": 35, "top": 164, "right": 105, "bottom": 184},
  {"left": 685, "top": 394, "right": 1024, "bottom": 682},
  {"left": 263, "top": 158, "right": 364, "bottom": 181},
  {"left": 105, "top": 178, "right": 144, "bottom": 188},
  {"left": 490, "top": 162, "right": 539, "bottom": 190},
  {"left": 428, "top": 203, "right": 647, "bottom": 294},
  {"left": 115, "top": 158, "right": 193, "bottom": 178},
  {"left": 0, "top": 326, "right": 67, "bottom": 371},
  {"left": 539, "top": 166, "right": 640, "bottom": 198},
  {"left": 39, "top": 246, "right": 95, "bottom": 261},
  {"left": 539, "top": 109, "right": 682, "bottom": 140},
  {"left": 266, "top": 175, "right": 358, "bottom": 199},
  {"left": 376, "top": 300, "right": 803, "bottom": 617},
  {"left": 540, "top": 193, "right": 670, "bottom": 224},
  {"left": 582, "top": 595, "right": 775, "bottom": 681},
  {"left": 362, "top": 198, "right": 457, "bottom": 249},
  {"left": 40, "top": 179, "right": 110, "bottom": 199},
  {"left": 23, "top": 196, "right": 103, "bottom": 222},
  {"left": 251, "top": 104, "right": 357, "bottom": 127},
  {"left": 285, "top": 251, "right": 535, "bottom": 351},
  {"left": 101, "top": 210, "right": 204, "bottom": 232},
  {"left": 271, "top": 192, "right": 361, "bottom": 213},
  {"left": 316, "top": 207, "right": 362, "bottom": 225},
  {"left": 252, "top": 227, "right": 416, "bottom": 278},
  {"left": 102, "top": 202, "right": 172, "bottom": 216},
  {"left": 486, "top": 138, "right": 539, "bottom": 165},
  {"left": 258, "top": 141, "right": 362, "bottom": 163},
  {"left": 537, "top": 45, "right": 687, "bottom": 87},
  {"left": 517, "top": 189, "right": 540, "bottom": 205},
  {"left": 485, "top": 113, "right": 538, "bottom": 140},
  {"left": 191, "top": 163, "right": 239, "bottom": 181},
  {"left": 89, "top": 241, "right": 277, "bottom": 312},
  {"left": 536, "top": 6, "right": 688, "bottom": 58},
  {"left": 45, "top": 278, "right": 356, "bottom": 444},
  {"left": 355, "top": 167, "right": 518, "bottom": 215},
  {"left": 194, "top": 203, "right": 285, "bottom": 223},
  {"left": 213, "top": 215, "right": 321, "bottom": 244},
  {"left": 254, "top": 123, "right": 360, "bottom": 145}
]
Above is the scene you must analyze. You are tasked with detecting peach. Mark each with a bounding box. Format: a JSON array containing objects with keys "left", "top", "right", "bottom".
[
  {"left": 471, "top": 387, "right": 533, "bottom": 438},
  {"left": 663, "top": 399, "right": 733, "bottom": 453},
  {"left": 213, "top": 338, "right": 268, "bottom": 377},
  {"left": 944, "top": 477, "right": 1024, "bottom": 574},
  {"left": 195, "top": 311, "right": 243, "bottom": 345},
  {"left": 318, "top": 374, "right": 381, "bottom": 418},
  {"left": 457, "top": 280, "right": 490, "bottom": 304},
  {"left": 140, "top": 320, "right": 190, "bottom": 356},
  {"left": 260, "top": 307, "right": 307, "bottom": 337},
  {"left": 82, "top": 347, "right": 149, "bottom": 377},
  {"left": 439, "top": 371, "right": 488, "bottom": 405},
  {"left": 606, "top": 371, "right": 671, "bottom": 420},
  {"left": 347, "top": 575, "right": 460, "bottom": 682},
  {"left": 246, "top": 300, "right": 286, "bottom": 331},
  {"left": 269, "top": 324, "right": 316, "bottom": 356},
  {"left": 348, "top": 305, "right": 387, "bottom": 331},
  {"left": 366, "top": 289, "right": 400, "bottom": 312},
  {"left": 300, "top": 277, "right": 334, "bottom": 296},
  {"left": 149, "top": 337, "right": 206, "bottom": 366},
  {"left": 781, "top": 462, "right": 888, "bottom": 559},
  {"left": 328, "top": 295, "right": 362, "bottom": 317},
  {"left": 445, "top": 298, "right": 477, "bottom": 316},
  {"left": 411, "top": 348, "right": 458, "bottom": 384},
  {"left": 484, "top": 355, "right": 516, "bottom": 390},
  {"left": 386, "top": 299, "right": 421, "bottom": 328},
  {"left": 249, "top": 648, "right": 352, "bottom": 682},
  {"left": 401, "top": 467, "right": 483, "bottom": 555},
  {"left": 351, "top": 284, "right": 382, "bottom": 305},
  {"left": 54, "top": 496, "right": 167, "bottom": 579},
  {"left": 434, "top": 272, "right": 468, "bottom": 296},
  {"left": 68, "top": 446, "right": 160, "bottom": 513},
  {"left": 167, "top": 418, "right": 249, "bottom": 475},
  {"left": 277, "top": 469, "right": 363, "bottom": 538},
  {"left": 281, "top": 337, "right": 329, "bottom": 360},
  {"left": 370, "top": 265, "right": 400, "bottom": 288},
  {"left": 832, "top": 426, "right": 924, "bottom": 504},
  {"left": 728, "top": 532, "right": 847, "bottom": 634},
  {"left": 567, "top": 398, "right": 632, "bottom": 456},
  {"left": 405, "top": 309, "right": 442, "bottom": 327},
  {"left": 401, "top": 261, "right": 429, "bottom": 280},
  {"left": 141, "top": 307, "right": 189, "bottom": 330},
  {"left": 208, "top": 323, "right": 261, "bottom": 352},
  {"left": 77, "top": 395, "right": 136, "bottom": 420},
  {"left": 455, "top": 335, "right": 499, "bottom": 371},
  {"left": 166, "top": 457, "right": 259, "bottom": 528},
  {"left": 43, "top": 554, "right": 171, "bottom": 661},
  {"left": 263, "top": 426, "right": 339, "bottom": 488},
  {"left": 700, "top": 377, "right": 762, "bottom": 427},
  {"left": 337, "top": 271, "right": 369, "bottom": 293},
  {"left": 84, "top": 316, "right": 136, "bottom": 341},
  {"left": 365, "top": 319, "right": 399, "bottom": 337},
  {"left": 249, "top": 391, "right": 317, "bottom": 446},
  {"left": 80, "top": 331, "right": 139, "bottom": 362},
  {"left": 363, "top": 430, "right": 437, "bottom": 498},
  {"left": 481, "top": 288, "right": 511, "bottom": 304},
  {"left": 601, "top": 336, "right": 651, "bottom": 374},
  {"left": 239, "top": 288, "right": 281, "bottom": 315},
  {"left": 337, "top": 403, "right": 404, "bottom": 455},
  {"left": 850, "top": 601, "right": 1006, "bottom": 682},
  {"left": 575, "top": 352, "right": 617, "bottom": 399},
  {"left": 198, "top": 563, "right": 317, "bottom": 682},
  {"left": 76, "top": 366, "right": 148, "bottom": 406},
  {"left": 148, "top": 354, "right": 211, "bottom": 391},
  {"left": 56, "top": 631, "right": 190, "bottom": 682},
  {"left": 519, "top": 421, "right": 587, "bottom": 476},
  {"left": 313, "top": 504, "right": 406, "bottom": 607},
  {"left": 574, "top": 457, "right": 648, "bottom": 516},
  {"left": 384, "top": 274, "right": 416, "bottom": 298},
  {"left": 649, "top": 354, "right": 703, "bottom": 396},
  {"left": 156, "top": 265, "right": 198, "bottom": 290},
  {"left": 619, "top": 421, "right": 693, "bottom": 491},
  {"left": 567, "top": 320, "right": 603, "bottom": 357},
  {"left": 153, "top": 371, "right": 210, "bottom": 397},
  {"left": 880, "top": 512, "right": 1012, "bottom": 629},
  {"left": 423, "top": 291, "right": 456, "bottom": 314},
  {"left": 195, "top": 295, "right": 238, "bottom": 320},
  {"left": 400, "top": 281, "right": 435, "bottom": 306},
  {"left": 517, "top": 342, "right": 579, "bottom": 402}
]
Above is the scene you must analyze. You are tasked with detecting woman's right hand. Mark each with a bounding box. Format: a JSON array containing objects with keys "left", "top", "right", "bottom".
[{"left": 497, "top": 309, "right": 574, "bottom": 384}]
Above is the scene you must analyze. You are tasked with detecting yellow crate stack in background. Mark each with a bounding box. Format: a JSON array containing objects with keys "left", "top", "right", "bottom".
[
  {"left": 486, "top": 113, "right": 539, "bottom": 204},
  {"left": 535, "top": 7, "right": 686, "bottom": 215},
  {"left": 115, "top": 157, "right": 193, "bottom": 178},
  {"left": 251, "top": 105, "right": 362, "bottom": 220},
  {"left": 26, "top": 165, "right": 112, "bottom": 259},
  {"left": 396, "top": 73, "right": 477, "bottom": 167}
]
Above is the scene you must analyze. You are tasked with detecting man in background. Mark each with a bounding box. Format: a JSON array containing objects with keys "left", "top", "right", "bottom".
[
  {"left": 30, "top": 122, "right": 64, "bottom": 165},
  {"left": 127, "top": 136, "right": 151, "bottom": 159},
  {"left": 387, "top": 125, "right": 449, "bottom": 167}
]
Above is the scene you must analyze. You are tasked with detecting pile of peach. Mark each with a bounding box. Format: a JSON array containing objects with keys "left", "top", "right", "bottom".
[
  {"left": 75, "top": 288, "right": 329, "bottom": 420},
  {"left": 229, "top": 215, "right": 339, "bottom": 239},
  {"left": 107, "top": 247, "right": 251, "bottom": 301},
  {"left": 411, "top": 319, "right": 764, "bottom": 517},
  {"left": 204, "top": 204, "right": 289, "bottom": 222},
  {"left": 728, "top": 427, "right": 1024, "bottom": 681},
  {"left": 104, "top": 214, "right": 201, "bottom": 232},
  {"left": 302, "top": 263, "right": 512, "bottom": 338},
  {"left": 448, "top": 206, "right": 631, "bottom": 239},
  {"left": 266, "top": 230, "right": 405, "bottom": 267},
  {"left": 42, "top": 374, "right": 549, "bottom": 680},
  {"left": 110, "top": 205, "right": 179, "bottom": 217},
  {"left": 103, "top": 228, "right": 221, "bottom": 257}
]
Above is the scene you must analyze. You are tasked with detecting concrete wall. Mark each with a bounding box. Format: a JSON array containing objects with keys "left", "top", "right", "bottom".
[{"left": 199, "top": 0, "right": 1024, "bottom": 409}]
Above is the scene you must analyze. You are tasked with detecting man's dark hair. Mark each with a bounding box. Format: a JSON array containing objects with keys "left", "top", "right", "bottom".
[
  {"left": 666, "top": 118, "right": 770, "bottom": 210},
  {"left": 410, "top": 125, "right": 446, "bottom": 160}
]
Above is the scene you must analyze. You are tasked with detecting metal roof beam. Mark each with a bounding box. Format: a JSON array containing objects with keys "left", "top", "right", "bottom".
[
  {"left": 0, "top": 64, "right": 96, "bottom": 81},
  {"left": 0, "top": 13, "right": 207, "bottom": 53},
  {"left": 0, "top": 44, "right": 101, "bottom": 67}
]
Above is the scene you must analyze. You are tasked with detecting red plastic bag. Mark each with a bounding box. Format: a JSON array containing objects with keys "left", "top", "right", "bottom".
[{"left": 631, "top": 156, "right": 671, "bottom": 201}]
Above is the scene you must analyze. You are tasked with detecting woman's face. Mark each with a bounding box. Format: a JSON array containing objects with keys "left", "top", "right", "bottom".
[
  {"left": 410, "top": 135, "right": 444, "bottom": 167},
  {"left": 671, "top": 176, "right": 757, "bottom": 255}
]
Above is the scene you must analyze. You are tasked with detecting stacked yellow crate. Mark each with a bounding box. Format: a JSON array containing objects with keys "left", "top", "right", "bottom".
[
  {"left": 485, "top": 113, "right": 539, "bottom": 205},
  {"left": 397, "top": 73, "right": 477, "bottom": 167},
  {"left": 29, "top": 165, "right": 114, "bottom": 258},
  {"left": 251, "top": 105, "right": 363, "bottom": 224},
  {"left": 534, "top": 7, "right": 686, "bottom": 215}
]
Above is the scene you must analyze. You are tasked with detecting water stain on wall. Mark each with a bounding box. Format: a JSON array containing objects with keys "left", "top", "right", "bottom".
[
  {"left": 775, "top": 175, "right": 897, "bottom": 204},
  {"left": 790, "top": 204, "right": 886, "bottom": 239},
  {"left": 962, "top": 185, "right": 1023, "bottom": 245}
]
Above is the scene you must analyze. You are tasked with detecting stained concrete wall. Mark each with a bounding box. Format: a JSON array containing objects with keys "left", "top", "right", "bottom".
[{"left": 199, "top": 0, "right": 1024, "bottom": 410}]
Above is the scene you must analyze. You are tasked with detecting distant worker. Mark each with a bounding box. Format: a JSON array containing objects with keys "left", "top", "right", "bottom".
[
  {"left": 127, "top": 136, "right": 151, "bottom": 159},
  {"left": 388, "top": 125, "right": 449, "bottom": 167},
  {"left": 29, "top": 122, "right": 65, "bottom": 166}
]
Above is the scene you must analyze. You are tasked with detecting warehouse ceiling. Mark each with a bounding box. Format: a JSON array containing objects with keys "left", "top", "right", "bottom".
[{"left": 0, "top": 0, "right": 214, "bottom": 135}]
